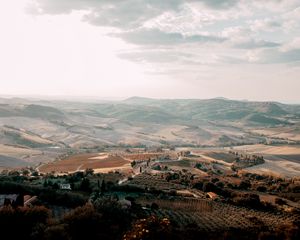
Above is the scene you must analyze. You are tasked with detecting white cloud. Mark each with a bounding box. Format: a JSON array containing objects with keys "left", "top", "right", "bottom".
[
  {"left": 280, "top": 37, "right": 300, "bottom": 52},
  {"left": 249, "top": 18, "right": 282, "bottom": 32},
  {"left": 1, "top": 0, "right": 300, "bottom": 102}
]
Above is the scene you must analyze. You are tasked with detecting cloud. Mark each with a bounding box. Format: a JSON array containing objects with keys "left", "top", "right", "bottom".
[
  {"left": 234, "top": 40, "right": 280, "bottom": 49},
  {"left": 221, "top": 26, "right": 281, "bottom": 49},
  {"left": 81, "top": 1, "right": 186, "bottom": 29},
  {"left": 202, "top": 0, "right": 238, "bottom": 9},
  {"left": 249, "top": 18, "right": 282, "bottom": 32},
  {"left": 117, "top": 48, "right": 220, "bottom": 66},
  {"left": 118, "top": 51, "right": 181, "bottom": 63},
  {"left": 113, "top": 28, "right": 226, "bottom": 45},
  {"left": 280, "top": 37, "right": 300, "bottom": 52},
  {"left": 29, "top": 0, "right": 300, "bottom": 67},
  {"left": 29, "top": 0, "right": 183, "bottom": 29},
  {"left": 30, "top": 0, "right": 240, "bottom": 29},
  {"left": 247, "top": 48, "right": 300, "bottom": 64}
]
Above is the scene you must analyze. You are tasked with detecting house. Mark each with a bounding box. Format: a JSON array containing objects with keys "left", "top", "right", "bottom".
[
  {"left": 0, "top": 194, "right": 18, "bottom": 207},
  {"left": 119, "top": 199, "right": 131, "bottom": 209},
  {"left": 206, "top": 192, "right": 218, "bottom": 200},
  {"left": 24, "top": 195, "right": 38, "bottom": 207},
  {"left": 60, "top": 184, "right": 72, "bottom": 190},
  {"left": 178, "top": 151, "right": 191, "bottom": 157},
  {"left": 1, "top": 194, "right": 39, "bottom": 207}
]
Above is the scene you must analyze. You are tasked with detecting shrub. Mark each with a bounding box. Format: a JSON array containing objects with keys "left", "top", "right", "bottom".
[
  {"left": 275, "top": 198, "right": 287, "bottom": 205},
  {"left": 192, "top": 181, "right": 203, "bottom": 190},
  {"left": 203, "top": 182, "right": 222, "bottom": 194},
  {"left": 239, "top": 180, "right": 251, "bottom": 190},
  {"left": 123, "top": 216, "right": 172, "bottom": 240},
  {"left": 151, "top": 202, "right": 159, "bottom": 210},
  {"left": 80, "top": 178, "right": 91, "bottom": 192},
  {"left": 216, "top": 181, "right": 225, "bottom": 188},
  {"left": 256, "top": 186, "right": 267, "bottom": 192},
  {"left": 233, "top": 193, "right": 260, "bottom": 208},
  {"left": 211, "top": 178, "right": 219, "bottom": 183},
  {"left": 0, "top": 206, "right": 50, "bottom": 240},
  {"left": 43, "top": 224, "right": 70, "bottom": 240},
  {"left": 39, "top": 191, "right": 87, "bottom": 207},
  {"left": 289, "top": 185, "right": 300, "bottom": 193},
  {"left": 63, "top": 204, "right": 103, "bottom": 240},
  {"left": 203, "top": 182, "right": 217, "bottom": 192}
]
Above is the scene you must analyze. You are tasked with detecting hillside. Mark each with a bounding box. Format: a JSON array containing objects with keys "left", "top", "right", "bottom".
[{"left": 0, "top": 97, "right": 300, "bottom": 168}]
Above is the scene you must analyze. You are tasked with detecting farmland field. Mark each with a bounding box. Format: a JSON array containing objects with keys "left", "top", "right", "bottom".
[
  {"left": 141, "top": 200, "right": 299, "bottom": 231},
  {"left": 230, "top": 144, "right": 300, "bottom": 177},
  {"left": 39, "top": 153, "right": 131, "bottom": 173}
]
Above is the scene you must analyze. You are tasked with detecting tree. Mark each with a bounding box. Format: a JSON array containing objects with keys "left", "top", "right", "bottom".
[
  {"left": 211, "top": 178, "right": 219, "bottom": 183},
  {"left": 203, "top": 182, "right": 217, "bottom": 192},
  {"left": 52, "top": 182, "right": 59, "bottom": 190},
  {"left": 85, "top": 168, "right": 94, "bottom": 176},
  {"left": 275, "top": 198, "right": 287, "bottom": 206},
  {"left": 9, "top": 170, "right": 20, "bottom": 176},
  {"left": 22, "top": 169, "right": 30, "bottom": 176},
  {"left": 80, "top": 178, "right": 91, "bottom": 192},
  {"left": 63, "top": 204, "right": 103, "bottom": 240},
  {"left": 193, "top": 181, "right": 203, "bottom": 190},
  {"left": 15, "top": 193, "right": 24, "bottom": 207},
  {"left": 216, "top": 181, "right": 225, "bottom": 188},
  {"left": 124, "top": 216, "right": 171, "bottom": 240},
  {"left": 131, "top": 160, "right": 136, "bottom": 167},
  {"left": 43, "top": 180, "right": 48, "bottom": 187},
  {"left": 44, "top": 224, "right": 69, "bottom": 240},
  {"left": 100, "top": 180, "right": 106, "bottom": 194},
  {"left": 97, "top": 179, "right": 100, "bottom": 189},
  {"left": 0, "top": 205, "right": 50, "bottom": 239},
  {"left": 151, "top": 202, "right": 159, "bottom": 210},
  {"left": 239, "top": 180, "right": 251, "bottom": 190},
  {"left": 31, "top": 171, "right": 39, "bottom": 177},
  {"left": 233, "top": 193, "right": 260, "bottom": 208},
  {"left": 256, "top": 186, "right": 267, "bottom": 192}
]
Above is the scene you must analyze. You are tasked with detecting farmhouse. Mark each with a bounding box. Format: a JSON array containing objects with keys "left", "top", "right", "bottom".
[
  {"left": 0, "top": 194, "right": 18, "bottom": 207},
  {"left": 24, "top": 195, "right": 38, "bottom": 207},
  {"left": 178, "top": 151, "right": 191, "bottom": 157},
  {"left": 0, "top": 194, "right": 39, "bottom": 208},
  {"left": 60, "top": 184, "right": 72, "bottom": 190},
  {"left": 119, "top": 199, "right": 131, "bottom": 209},
  {"left": 206, "top": 192, "right": 218, "bottom": 200}
]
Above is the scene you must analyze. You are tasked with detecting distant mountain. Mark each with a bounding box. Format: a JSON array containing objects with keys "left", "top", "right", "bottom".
[
  {"left": 22, "top": 104, "right": 65, "bottom": 120},
  {"left": 0, "top": 103, "right": 65, "bottom": 120},
  {"left": 123, "top": 96, "right": 159, "bottom": 105},
  {"left": 244, "top": 113, "right": 288, "bottom": 126},
  {"left": 120, "top": 97, "right": 295, "bottom": 124}
]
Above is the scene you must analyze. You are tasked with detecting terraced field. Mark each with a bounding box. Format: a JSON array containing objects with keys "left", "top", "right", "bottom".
[
  {"left": 123, "top": 153, "right": 169, "bottom": 161},
  {"left": 126, "top": 173, "right": 185, "bottom": 191},
  {"left": 141, "top": 200, "right": 299, "bottom": 232},
  {"left": 39, "top": 153, "right": 131, "bottom": 173}
]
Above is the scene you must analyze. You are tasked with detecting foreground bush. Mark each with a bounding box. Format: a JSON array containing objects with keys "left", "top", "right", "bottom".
[
  {"left": 123, "top": 216, "right": 172, "bottom": 240},
  {"left": 0, "top": 205, "right": 50, "bottom": 240}
]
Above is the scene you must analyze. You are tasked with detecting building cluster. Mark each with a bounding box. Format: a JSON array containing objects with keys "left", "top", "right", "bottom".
[{"left": 0, "top": 194, "right": 37, "bottom": 208}]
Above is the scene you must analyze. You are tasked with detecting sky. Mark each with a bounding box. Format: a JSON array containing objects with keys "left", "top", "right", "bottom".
[{"left": 1, "top": 0, "right": 300, "bottom": 103}]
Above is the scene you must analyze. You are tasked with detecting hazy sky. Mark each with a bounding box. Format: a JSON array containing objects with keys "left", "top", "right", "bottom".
[{"left": 1, "top": 0, "right": 300, "bottom": 102}]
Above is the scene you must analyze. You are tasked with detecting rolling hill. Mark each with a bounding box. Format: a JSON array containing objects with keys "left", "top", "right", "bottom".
[{"left": 0, "top": 96, "right": 300, "bottom": 168}]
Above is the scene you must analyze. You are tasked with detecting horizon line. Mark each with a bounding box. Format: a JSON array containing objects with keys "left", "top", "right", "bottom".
[{"left": 1, "top": 94, "right": 300, "bottom": 105}]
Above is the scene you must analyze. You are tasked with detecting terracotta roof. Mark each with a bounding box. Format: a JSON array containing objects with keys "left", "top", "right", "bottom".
[{"left": 206, "top": 192, "right": 218, "bottom": 199}]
